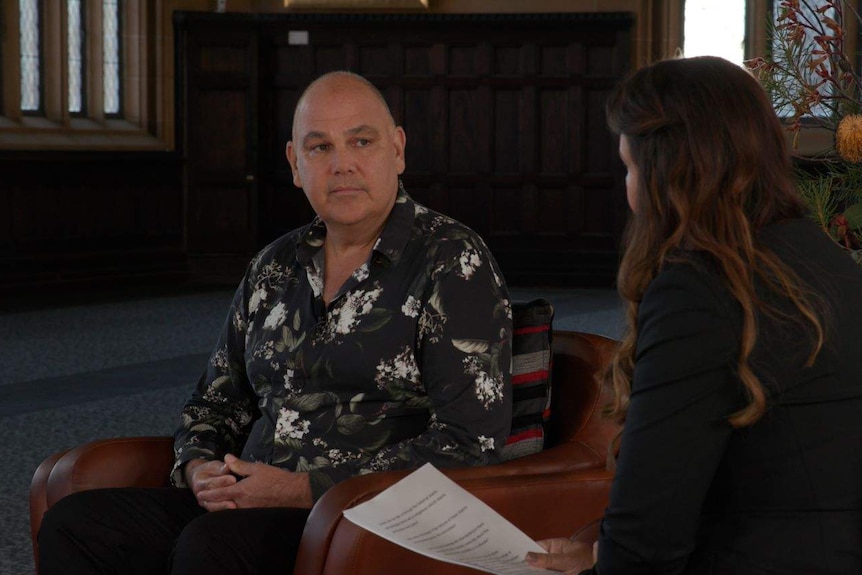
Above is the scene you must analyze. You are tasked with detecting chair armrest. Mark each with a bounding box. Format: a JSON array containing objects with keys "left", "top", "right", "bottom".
[
  {"left": 295, "top": 467, "right": 613, "bottom": 575},
  {"left": 550, "top": 332, "right": 620, "bottom": 460},
  {"left": 29, "top": 449, "right": 69, "bottom": 572},
  {"left": 43, "top": 436, "right": 176, "bottom": 504},
  {"left": 446, "top": 441, "right": 608, "bottom": 482},
  {"left": 30, "top": 436, "right": 175, "bottom": 572}
]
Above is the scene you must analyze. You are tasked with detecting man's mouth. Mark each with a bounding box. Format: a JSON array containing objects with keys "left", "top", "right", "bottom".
[{"left": 330, "top": 185, "right": 365, "bottom": 194}]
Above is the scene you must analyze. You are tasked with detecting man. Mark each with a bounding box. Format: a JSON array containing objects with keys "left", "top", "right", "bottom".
[{"left": 38, "top": 71, "right": 512, "bottom": 575}]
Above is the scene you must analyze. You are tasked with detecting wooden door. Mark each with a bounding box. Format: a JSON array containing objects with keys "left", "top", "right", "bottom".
[{"left": 177, "top": 15, "right": 260, "bottom": 282}]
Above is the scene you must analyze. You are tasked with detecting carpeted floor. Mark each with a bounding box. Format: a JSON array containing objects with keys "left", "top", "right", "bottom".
[{"left": 1, "top": 285, "right": 623, "bottom": 575}]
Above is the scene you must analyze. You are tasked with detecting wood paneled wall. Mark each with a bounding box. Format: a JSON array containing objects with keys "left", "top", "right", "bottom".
[{"left": 0, "top": 152, "right": 185, "bottom": 298}]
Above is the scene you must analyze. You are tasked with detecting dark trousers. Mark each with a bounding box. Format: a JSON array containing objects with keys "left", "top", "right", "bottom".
[{"left": 37, "top": 487, "right": 311, "bottom": 575}]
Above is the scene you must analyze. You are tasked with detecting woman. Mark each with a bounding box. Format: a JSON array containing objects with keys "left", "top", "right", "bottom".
[{"left": 527, "top": 56, "right": 862, "bottom": 574}]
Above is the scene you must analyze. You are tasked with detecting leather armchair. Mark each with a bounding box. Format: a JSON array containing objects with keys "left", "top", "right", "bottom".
[{"left": 30, "top": 330, "right": 618, "bottom": 574}]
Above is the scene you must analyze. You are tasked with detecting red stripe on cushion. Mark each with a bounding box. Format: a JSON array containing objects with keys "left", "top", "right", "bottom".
[
  {"left": 542, "top": 408, "right": 551, "bottom": 419},
  {"left": 512, "top": 370, "right": 549, "bottom": 384},
  {"left": 505, "top": 428, "right": 544, "bottom": 444},
  {"left": 513, "top": 324, "right": 551, "bottom": 335}
]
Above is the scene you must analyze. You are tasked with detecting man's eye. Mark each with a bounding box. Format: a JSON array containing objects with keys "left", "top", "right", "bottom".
[
  {"left": 310, "top": 144, "right": 329, "bottom": 153},
  {"left": 355, "top": 139, "right": 371, "bottom": 147}
]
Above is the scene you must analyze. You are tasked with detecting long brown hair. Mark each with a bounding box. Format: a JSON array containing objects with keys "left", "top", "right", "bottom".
[{"left": 605, "top": 56, "right": 823, "bottom": 428}]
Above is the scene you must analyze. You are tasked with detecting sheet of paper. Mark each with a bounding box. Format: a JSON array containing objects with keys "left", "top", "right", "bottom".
[{"left": 342, "top": 463, "right": 552, "bottom": 575}]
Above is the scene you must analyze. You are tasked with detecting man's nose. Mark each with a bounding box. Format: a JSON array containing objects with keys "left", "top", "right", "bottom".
[{"left": 330, "top": 147, "right": 357, "bottom": 174}]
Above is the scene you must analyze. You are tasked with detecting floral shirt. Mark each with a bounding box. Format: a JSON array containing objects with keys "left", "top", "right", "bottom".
[{"left": 171, "top": 184, "right": 512, "bottom": 500}]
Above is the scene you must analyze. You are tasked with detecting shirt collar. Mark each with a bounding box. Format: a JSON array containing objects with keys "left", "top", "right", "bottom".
[{"left": 295, "top": 180, "right": 415, "bottom": 268}]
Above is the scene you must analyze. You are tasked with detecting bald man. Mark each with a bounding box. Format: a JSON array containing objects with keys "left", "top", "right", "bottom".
[{"left": 38, "top": 71, "right": 512, "bottom": 575}]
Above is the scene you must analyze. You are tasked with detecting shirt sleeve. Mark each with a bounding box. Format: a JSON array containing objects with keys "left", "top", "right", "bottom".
[
  {"left": 594, "top": 263, "right": 747, "bottom": 574},
  {"left": 307, "top": 232, "right": 513, "bottom": 499},
  {"left": 170, "top": 273, "right": 259, "bottom": 487}
]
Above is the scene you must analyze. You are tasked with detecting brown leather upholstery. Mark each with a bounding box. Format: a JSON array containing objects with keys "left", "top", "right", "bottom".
[
  {"left": 30, "top": 330, "right": 618, "bottom": 574},
  {"left": 295, "top": 467, "right": 614, "bottom": 575}
]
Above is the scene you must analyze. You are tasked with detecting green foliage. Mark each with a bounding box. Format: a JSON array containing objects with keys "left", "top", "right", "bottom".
[
  {"left": 842, "top": 200, "right": 862, "bottom": 228},
  {"left": 795, "top": 161, "right": 862, "bottom": 253},
  {"left": 796, "top": 170, "right": 842, "bottom": 231}
]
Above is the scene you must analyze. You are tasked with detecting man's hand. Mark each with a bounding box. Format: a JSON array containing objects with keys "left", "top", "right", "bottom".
[
  {"left": 196, "top": 454, "right": 314, "bottom": 510},
  {"left": 185, "top": 458, "right": 239, "bottom": 512},
  {"left": 525, "top": 537, "right": 597, "bottom": 574}
]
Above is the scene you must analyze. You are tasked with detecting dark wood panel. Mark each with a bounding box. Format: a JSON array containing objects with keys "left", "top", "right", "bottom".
[
  {"left": 449, "top": 89, "right": 484, "bottom": 174},
  {"left": 403, "top": 89, "right": 432, "bottom": 174},
  {"left": 199, "top": 45, "right": 251, "bottom": 75},
  {"left": 0, "top": 152, "right": 185, "bottom": 296},
  {"left": 191, "top": 90, "right": 249, "bottom": 172},
  {"left": 181, "top": 21, "right": 258, "bottom": 267},
  {"left": 188, "top": 185, "right": 253, "bottom": 253},
  {"left": 539, "top": 89, "right": 570, "bottom": 175},
  {"left": 493, "top": 90, "right": 522, "bottom": 174},
  {"left": 404, "top": 44, "right": 432, "bottom": 76}
]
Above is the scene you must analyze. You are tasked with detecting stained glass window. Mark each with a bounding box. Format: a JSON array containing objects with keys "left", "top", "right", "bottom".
[
  {"left": 19, "top": 0, "right": 40, "bottom": 112},
  {"left": 103, "top": 0, "right": 121, "bottom": 116},
  {"left": 68, "top": 0, "right": 86, "bottom": 115}
]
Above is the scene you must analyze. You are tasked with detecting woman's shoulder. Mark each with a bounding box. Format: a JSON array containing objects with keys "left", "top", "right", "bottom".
[
  {"left": 646, "top": 252, "right": 729, "bottom": 306},
  {"left": 640, "top": 254, "right": 740, "bottom": 333}
]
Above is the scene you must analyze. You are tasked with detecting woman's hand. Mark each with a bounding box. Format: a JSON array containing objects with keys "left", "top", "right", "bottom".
[{"left": 525, "top": 537, "right": 597, "bottom": 573}]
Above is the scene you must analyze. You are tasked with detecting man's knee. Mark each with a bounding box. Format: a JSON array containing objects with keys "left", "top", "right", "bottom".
[
  {"left": 171, "top": 508, "right": 308, "bottom": 574},
  {"left": 39, "top": 490, "right": 102, "bottom": 543},
  {"left": 39, "top": 488, "right": 209, "bottom": 575},
  {"left": 38, "top": 490, "right": 121, "bottom": 573},
  {"left": 176, "top": 510, "right": 234, "bottom": 551},
  {"left": 172, "top": 511, "right": 248, "bottom": 573}
]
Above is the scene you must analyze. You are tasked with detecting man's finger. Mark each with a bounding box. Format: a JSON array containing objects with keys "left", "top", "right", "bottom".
[
  {"left": 198, "top": 486, "right": 239, "bottom": 503},
  {"left": 201, "top": 500, "right": 237, "bottom": 512},
  {"left": 195, "top": 474, "right": 236, "bottom": 494},
  {"left": 207, "top": 474, "right": 238, "bottom": 487},
  {"left": 224, "top": 454, "right": 254, "bottom": 477}
]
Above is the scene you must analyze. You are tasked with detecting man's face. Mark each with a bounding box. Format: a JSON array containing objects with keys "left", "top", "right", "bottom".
[{"left": 286, "top": 77, "right": 406, "bottom": 233}]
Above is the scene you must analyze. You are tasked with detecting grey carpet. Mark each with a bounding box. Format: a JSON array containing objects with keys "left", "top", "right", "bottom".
[{"left": 1, "top": 286, "right": 622, "bottom": 575}]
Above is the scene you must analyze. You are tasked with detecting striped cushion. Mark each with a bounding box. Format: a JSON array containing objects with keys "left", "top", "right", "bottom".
[{"left": 500, "top": 298, "right": 554, "bottom": 461}]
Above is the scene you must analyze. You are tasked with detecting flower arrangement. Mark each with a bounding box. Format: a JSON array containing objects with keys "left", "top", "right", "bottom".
[{"left": 746, "top": 0, "right": 862, "bottom": 264}]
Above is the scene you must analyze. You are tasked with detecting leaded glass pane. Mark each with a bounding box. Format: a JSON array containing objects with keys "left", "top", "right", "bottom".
[
  {"left": 103, "top": 0, "right": 120, "bottom": 115},
  {"left": 68, "top": 0, "right": 84, "bottom": 114},
  {"left": 20, "top": 0, "right": 40, "bottom": 112}
]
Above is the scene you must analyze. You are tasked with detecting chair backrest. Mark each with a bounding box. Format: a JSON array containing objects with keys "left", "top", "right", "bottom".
[{"left": 547, "top": 330, "right": 619, "bottom": 459}]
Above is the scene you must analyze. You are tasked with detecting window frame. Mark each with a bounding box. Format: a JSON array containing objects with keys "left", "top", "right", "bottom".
[{"left": 0, "top": 0, "right": 164, "bottom": 151}]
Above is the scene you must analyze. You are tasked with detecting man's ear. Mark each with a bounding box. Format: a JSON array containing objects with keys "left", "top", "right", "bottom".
[
  {"left": 393, "top": 126, "right": 406, "bottom": 175},
  {"left": 285, "top": 141, "right": 302, "bottom": 188}
]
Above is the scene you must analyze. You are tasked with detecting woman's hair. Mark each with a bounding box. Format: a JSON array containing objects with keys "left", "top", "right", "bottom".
[{"left": 605, "top": 56, "right": 823, "bottom": 427}]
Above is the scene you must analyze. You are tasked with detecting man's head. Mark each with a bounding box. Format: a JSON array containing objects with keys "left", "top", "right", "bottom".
[{"left": 286, "top": 71, "right": 406, "bottom": 235}]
